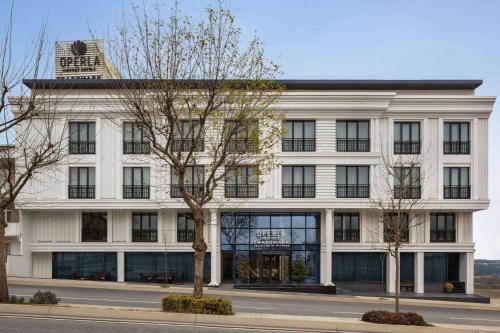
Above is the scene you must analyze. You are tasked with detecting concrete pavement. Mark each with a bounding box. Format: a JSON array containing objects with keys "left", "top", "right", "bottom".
[
  {"left": 7, "top": 284, "right": 500, "bottom": 328},
  {"left": 0, "top": 303, "right": 499, "bottom": 333}
]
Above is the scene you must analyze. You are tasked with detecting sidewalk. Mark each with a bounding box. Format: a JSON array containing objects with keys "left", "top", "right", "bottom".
[
  {"left": 0, "top": 302, "right": 497, "bottom": 333},
  {"left": 9, "top": 276, "right": 500, "bottom": 312}
]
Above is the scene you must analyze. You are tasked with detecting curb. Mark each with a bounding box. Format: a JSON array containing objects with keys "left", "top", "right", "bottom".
[
  {"left": 9, "top": 277, "right": 500, "bottom": 312},
  {"left": 0, "top": 303, "right": 498, "bottom": 333}
]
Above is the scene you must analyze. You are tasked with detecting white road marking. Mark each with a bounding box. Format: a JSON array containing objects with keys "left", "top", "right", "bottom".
[
  {"left": 450, "top": 317, "right": 500, "bottom": 323},
  {"left": 332, "top": 311, "right": 363, "bottom": 315}
]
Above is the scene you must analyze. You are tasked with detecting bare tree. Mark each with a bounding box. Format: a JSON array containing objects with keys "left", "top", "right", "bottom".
[
  {"left": 369, "top": 146, "right": 429, "bottom": 313},
  {"left": 105, "top": 2, "right": 283, "bottom": 298},
  {"left": 0, "top": 4, "right": 68, "bottom": 302}
]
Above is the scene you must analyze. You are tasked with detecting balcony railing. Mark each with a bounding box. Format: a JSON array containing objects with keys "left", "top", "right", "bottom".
[
  {"left": 336, "top": 138, "right": 370, "bottom": 152},
  {"left": 123, "top": 185, "right": 150, "bottom": 199},
  {"left": 69, "top": 141, "right": 96, "bottom": 154},
  {"left": 68, "top": 185, "right": 95, "bottom": 199},
  {"left": 334, "top": 230, "right": 360, "bottom": 242},
  {"left": 336, "top": 185, "right": 370, "bottom": 198},
  {"left": 132, "top": 229, "right": 158, "bottom": 242},
  {"left": 123, "top": 141, "right": 150, "bottom": 154},
  {"left": 170, "top": 184, "right": 204, "bottom": 198},
  {"left": 225, "top": 184, "right": 259, "bottom": 198},
  {"left": 172, "top": 138, "right": 204, "bottom": 152},
  {"left": 430, "top": 230, "right": 456, "bottom": 242},
  {"left": 444, "top": 141, "right": 470, "bottom": 155},
  {"left": 394, "top": 141, "right": 421, "bottom": 154},
  {"left": 81, "top": 229, "right": 107, "bottom": 242},
  {"left": 282, "top": 138, "right": 316, "bottom": 152},
  {"left": 394, "top": 185, "right": 421, "bottom": 199},
  {"left": 282, "top": 184, "right": 315, "bottom": 198},
  {"left": 228, "top": 139, "right": 258, "bottom": 153},
  {"left": 177, "top": 230, "right": 195, "bottom": 243},
  {"left": 444, "top": 185, "right": 470, "bottom": 199}
]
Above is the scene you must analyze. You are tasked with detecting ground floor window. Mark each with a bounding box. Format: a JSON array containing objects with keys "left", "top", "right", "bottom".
[
  {"left": 332, "top": 252, "right": 386, "bottom": 282},
  {"left": 221, "top": 212, "right": 321, "bottom": 284},
  {"left": 424, "top": 252, "right": 459, "bottom": 283},
  {"left": 125, "top": 252, "right": 210, "bottom": 283},
  {"left": 400, "top": 253, "right": 414, "bottom": 284},
  {"left": 52, "top": 252, "right": 117, "bottom": 281}
]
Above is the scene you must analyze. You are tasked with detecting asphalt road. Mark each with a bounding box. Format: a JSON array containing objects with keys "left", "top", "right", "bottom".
[
  {"left": 7, "top": 284, "right": 500, "bottom": 328},
  {"left": 0, "top": 315, "right": 308, "bottom": 333}
]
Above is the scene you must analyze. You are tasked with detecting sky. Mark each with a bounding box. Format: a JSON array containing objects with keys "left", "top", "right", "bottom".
[{"left": 2, "top": 0, "right": 499, "bottom": 259}]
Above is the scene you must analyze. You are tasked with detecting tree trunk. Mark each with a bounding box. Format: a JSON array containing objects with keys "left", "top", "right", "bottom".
[
  {"left": 395, "top": 249, "right": 400, "bottom": 313},
  {"left": 0, "top": 210, "right": 8, "bottom": 302},
  {"left": 192, "top": 209, "right": 207, "bottom": 298}
]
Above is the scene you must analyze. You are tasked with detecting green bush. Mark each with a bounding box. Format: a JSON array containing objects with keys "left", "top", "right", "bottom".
[
  {"left": 8, "top": 295, "right": 25, "bottom": 304},
  {"left": 162, "top": 295, "right": 232, "bottom": 315},
  {"left": 29, "top": 290, "right": 59, "bottom": 305},
  {"left": 362, "top": 310, "right": 428, "bottom": 326}
]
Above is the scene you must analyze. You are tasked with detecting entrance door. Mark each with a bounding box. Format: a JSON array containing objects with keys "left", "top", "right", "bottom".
[{"left": 262, "top": 254, "right": 289, "bottom": 284}]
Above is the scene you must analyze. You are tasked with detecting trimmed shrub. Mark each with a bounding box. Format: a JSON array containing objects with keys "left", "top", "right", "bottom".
[
  {"left": 362, "top": 310, "right": 428, "bottom": 326},
  {"left": 29, "top": 290, "right": 59, "bottom": 305},
  {"left": 8, "top": 295, "right": 25, "bottom": 304},
  {"left": 162, "top": 295, "right": 232, "bottom": 315}
]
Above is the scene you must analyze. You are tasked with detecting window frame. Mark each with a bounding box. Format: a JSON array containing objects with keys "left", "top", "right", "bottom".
[
  {"left": 69, "top": 122, "right": 96, "bottom": 154},
  {"left": 281, "top": 165, "right": 316, "bottom": 198},
  {"left": 225, "top": 165, "right": 259, "bottom": 198},
  {"left": 170, "top": 165, "right": 205, "bottom": 198},
  {"left": 394, "top": 121, "right": 421, "bottom": 154},
  {"left": 336, "top": 120, "right": 370, "bottom": 152},
  {"left": 430, "top": 213, "right": 456, "bottom": 242},
  {"left": 132, "top": 212, "right": 158, "bottom": 242},
  {"left": 177, "top": 213, "right": 195, "bottom": 243},
  {"left": 81, "top": 212, "right": 108, "bottom": 242},
  {"left": 444, "top": 122, "right": 470, "bottom": 154},
  {"left": 336, "top": 165, "right": 370, "bottom": 198},
  {"left": 123, "top": 122, "right": 150, "bottom": 154},
  {"left": 334, "top": 212, "right": 360, "bottom": 242},
  {"left": 282, "top": 120, "right": 316, "bottom": 152}
]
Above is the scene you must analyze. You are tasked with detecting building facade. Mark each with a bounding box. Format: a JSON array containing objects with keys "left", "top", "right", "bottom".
[{"left": 7, "top": 79, "right": 494, "bottom": 294}]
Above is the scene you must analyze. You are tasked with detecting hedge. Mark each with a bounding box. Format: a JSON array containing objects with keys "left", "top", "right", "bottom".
[
  {"left": 162, "top": 295, "right": 232, "bottom": 315},
  {"left": 362, "top": 310, "right": 429, "bottom": 326}
]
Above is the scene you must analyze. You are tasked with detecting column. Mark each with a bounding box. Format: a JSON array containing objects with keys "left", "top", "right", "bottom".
[
  {"left": 117, "top": 251, "right": 125, "bottom": 283},
  {"left": 386, "top": 253, "right": 396, "bottom": 293},
  {"left": 460, "top": 252, "right": 474, "bottom": 294},
  {"left": 323, "top": 208, "right": 334, "bottom": 286},
  {"left": 414, "top": 252, "right": 424, "bottom": 293},
  {"left": 209, "top": 209, "right": 220, "bottom": 287}
]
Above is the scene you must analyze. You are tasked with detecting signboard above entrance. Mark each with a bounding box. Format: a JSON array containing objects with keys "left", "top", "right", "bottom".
[
  {"left": 55, "top": 40, "right": 119, "bottom": 79},
  {"left": 253, "top": 229, "right": 291, "bottom": 248}
]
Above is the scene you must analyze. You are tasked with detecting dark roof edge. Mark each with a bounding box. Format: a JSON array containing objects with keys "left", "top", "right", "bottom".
[{"left": 22, "top": 79, "right": 483, "bottom": 90}]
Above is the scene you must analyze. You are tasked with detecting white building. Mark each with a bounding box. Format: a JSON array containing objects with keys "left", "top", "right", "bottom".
[{"left": 6, "top": 79, "right": 494, "bottom": 295}]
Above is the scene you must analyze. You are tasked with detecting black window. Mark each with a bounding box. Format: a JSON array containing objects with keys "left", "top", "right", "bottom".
[
  {"left": 172, "top": 120, "right": 204, "bottom": 152},
  {"left": 123, "top": 122, "right": 150, "bottom": 154},
  {"left": 225, "top": 120, "right": 259, "bottom": 152},
  {"left": 69, "top": 167, "right": 95, "bottom": 199},
  {"left": 69, "top": 122, "right": 96, "bottom": 154},
  {"left": 171, "top": 166, "right": 204, "bottom": 198},
  {"left": 225, "top": 166, "right": 259, "bottom": 198},
  {"left": 394, "top": 122, "right": 420, "bottom": 154},
  {"left": 394, "top": 167, "right": 421, "bottom": 199},
  {"left": 123, "top": 167, "right": 150, "bottom": 199},
  {"left": 282, "top": 166, "right": 315, "bottom": 198},
  {"left": 336, "top": 166, "right": 369, "bottom": 198},
  {"left": 282, "top": 120, "right": 315, "bottom": 151},
  {"left": 81, "top": 212, "right": 107, "bottom": 242},
  {"left": 444, "top": 122, "right": 470, "bottom": 154},
  {"left": 334, "top": 213, "right": 360, "bottom": 242},
  {"left": 177, "top": 213, "right": 195, "bottom": 242},
  {"left": 383, "top": 213, "right": 409, "bottom": 243},
  {"left": 430, "top": 213, "right": 456, "bottom": 242},
  {"left": 444, "top": 167, "right": 470, "bottom": 199},
  {"left": 336, "top": 120, "right": 370, "bottom": 152},
  {"left": 132, "top": 212, "right": 157, "bottom": 242}
]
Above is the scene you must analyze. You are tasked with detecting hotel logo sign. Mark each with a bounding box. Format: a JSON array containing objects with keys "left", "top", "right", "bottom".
[
  {"left": 253, "top": 229, "right": 290, "bottom": 248},
  {"left": 55, "top": 40, "right": 105, "bottom": 79}
]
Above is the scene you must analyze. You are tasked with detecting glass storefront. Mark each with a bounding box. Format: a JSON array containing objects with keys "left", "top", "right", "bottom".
[
  {"left": 52, "top": 252, "right": 117, "bottom": 281},
  {"left": 221, "top": 212, "right": 321, "bottom": 285},
  {"left": 125, "top": 252, "right": 210, "bottom": 283}
]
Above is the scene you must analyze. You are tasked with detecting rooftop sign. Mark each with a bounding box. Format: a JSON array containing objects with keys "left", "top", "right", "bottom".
[{"left": 55, "top": 40, "right": 117, "bottom": 79}]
